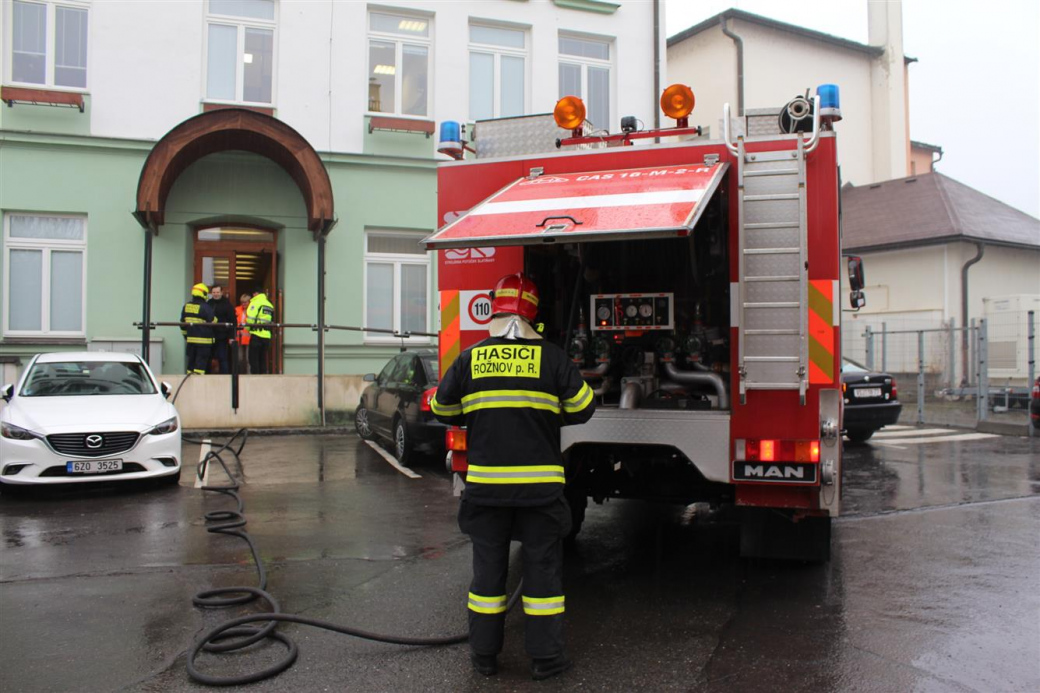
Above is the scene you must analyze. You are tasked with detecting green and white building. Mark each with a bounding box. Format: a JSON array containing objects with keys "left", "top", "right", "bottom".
[{"left": 1, "top": 0, "right": 661, "bottom": 381}]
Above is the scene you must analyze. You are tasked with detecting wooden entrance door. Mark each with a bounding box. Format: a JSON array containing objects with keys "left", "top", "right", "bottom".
[{"left": 193, "top": 227, "right": 280, "bottom": 373}]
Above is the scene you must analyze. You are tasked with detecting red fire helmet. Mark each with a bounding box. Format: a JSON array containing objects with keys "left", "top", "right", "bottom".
[{"left": 490, "top": 273, "right": 539, "bottom": 322}]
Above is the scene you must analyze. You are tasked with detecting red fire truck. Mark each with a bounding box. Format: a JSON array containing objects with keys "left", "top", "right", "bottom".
[{"left": 425, "top": 85, "right": 856, "bottom": 561}]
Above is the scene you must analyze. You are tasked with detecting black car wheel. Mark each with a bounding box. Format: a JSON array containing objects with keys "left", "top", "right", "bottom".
[
  {"left": 846, "top": 428, "right": 875, "bottom": 443},
  {"left": 394, "top": 417, "right": 414, "bottom": 467},
  {"left": 355, "top": 405, "right": 374, "bottom": 440}
]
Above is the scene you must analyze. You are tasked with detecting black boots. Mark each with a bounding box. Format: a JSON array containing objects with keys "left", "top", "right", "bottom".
[
  {"left": 471, "top": 653, "right": 498, "bottom": 676},
  {"left": 531, "top": 654, "right": 572, "bottom": 681}
]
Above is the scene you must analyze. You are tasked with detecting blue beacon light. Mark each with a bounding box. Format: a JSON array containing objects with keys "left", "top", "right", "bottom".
[
  {"left": 438, "top": 120, "right": 463, "bottom": 159},
  {"left": 816, "top": 84, "right": 842, "bottom": 121}
]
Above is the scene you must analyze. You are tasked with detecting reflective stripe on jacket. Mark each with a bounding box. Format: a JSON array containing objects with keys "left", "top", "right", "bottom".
[
  {"left": 235, "top": 305, "right": 251, "bottom": 345},
  {"left": 245, "top": 294, "right": 274, "bottom": 339},
  {"left": 180, "top": 297, "right": 216, "bottom": 344},
  {"left": 432, "top": 336, "right": 595, "bottom": 507}
]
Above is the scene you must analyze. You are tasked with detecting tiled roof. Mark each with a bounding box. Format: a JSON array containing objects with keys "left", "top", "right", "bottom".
[{"left": 841, "top": 172, "right": 1040, "bottom": 251}]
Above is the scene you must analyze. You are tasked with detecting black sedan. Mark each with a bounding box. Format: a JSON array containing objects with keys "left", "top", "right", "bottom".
[
  {"left": 841, "top": 361, "right": 901, "bottom": 443},
  {"left": 354, "top": 349, "right": 445, "bottom": 466}
]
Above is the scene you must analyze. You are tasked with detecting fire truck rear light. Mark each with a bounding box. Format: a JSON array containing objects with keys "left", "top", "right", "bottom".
[
  {"left": 743, "top": 439, "right": 820, "bottom": 463},
  {"left": 446, "top": 428, "right": 467, "bottom": 452},
  {"left": 760, "top": 440, "right": 776, "bottom": 462}
]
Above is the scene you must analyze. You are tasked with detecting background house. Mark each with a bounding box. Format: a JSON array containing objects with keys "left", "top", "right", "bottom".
[{"left": 1, "top": 0, "right": 659, "bottom": 378}]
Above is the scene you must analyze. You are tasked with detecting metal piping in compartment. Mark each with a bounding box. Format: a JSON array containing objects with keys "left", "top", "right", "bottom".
[
  {"left": 663, "top": 362, "right": 729, "bottom": 409},
  {"left": 620, "top": 381, "right": 643, "bottom": 410}
]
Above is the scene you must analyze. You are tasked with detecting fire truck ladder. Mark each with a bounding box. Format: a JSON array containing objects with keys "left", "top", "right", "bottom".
[{"left": 725, "top": 100, "right": 820, "bottom": 405}]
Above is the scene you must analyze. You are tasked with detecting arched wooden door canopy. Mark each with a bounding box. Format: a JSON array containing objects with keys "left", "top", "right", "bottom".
[{"left": 133, "top": 108, "right": 335, "bottom": 236}]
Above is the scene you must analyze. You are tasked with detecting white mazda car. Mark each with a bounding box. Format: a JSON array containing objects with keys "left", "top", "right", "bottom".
[{"left": 1, "top": 352, "right": 181, "bottom": 488}]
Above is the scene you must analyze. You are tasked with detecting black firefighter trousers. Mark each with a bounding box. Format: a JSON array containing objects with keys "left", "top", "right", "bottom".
[{"left": 458, "top": 497, "right": 572, "bottom": 660}]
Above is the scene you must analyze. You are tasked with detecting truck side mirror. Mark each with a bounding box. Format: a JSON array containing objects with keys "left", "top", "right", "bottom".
[
  {"left": 847, "top": 256, "right": 865, "bottom": 292},
  {"left": 1, "top": 383, "right": 12, "bottom": 402},
  {"left": 850, "top": 290, "right": 866, "bottom": 310}
]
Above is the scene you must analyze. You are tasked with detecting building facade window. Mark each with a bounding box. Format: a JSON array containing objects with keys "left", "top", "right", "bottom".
[
  {"left": 469, "top": 23, "right": 527, "bottom": 121},
  {"left": 3, "top": 213, "right": 86, "bottom": 337},
  {"left": 205, "top": 0, "right": 275, "bottom": 104},
  {"left": 558, "top": 34, "right": 612, "bottom": 130},
  {"left": 364, "top": 231, "right": 430, "bottom": 343},
  {"left": 8, "top": 0, "right": 89, "bottom": 89},
  {"left": 367, "top": 10, "right": 430, "bottom": 117}
]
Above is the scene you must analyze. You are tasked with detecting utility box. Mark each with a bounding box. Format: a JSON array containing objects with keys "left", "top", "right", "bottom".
[
  {"left": 983, "top": 295, "right": 1039, "bottom": 381},
  {"left": 88, "top": 338, "right": 164, "bottom": 376}
]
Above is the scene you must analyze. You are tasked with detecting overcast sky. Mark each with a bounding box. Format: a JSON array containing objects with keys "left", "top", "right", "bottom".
[{"left": 665, "top": 0, "right": 1040, "bottom": 219}]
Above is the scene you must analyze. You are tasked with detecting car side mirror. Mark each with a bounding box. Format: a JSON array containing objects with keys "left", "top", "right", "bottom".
[
  {"left": 160, "top": 381, "right": 172, "bottom": 399},
  {"left": 850, "top": 290, "right": 866, "bottom": 310},
  {"left": 847, "top": 255, "right": 865, "bottom": 292},
  {"left": 1, "top": 383, "right": 12, "bottom": 402},
  {"left": 363, "top": 373, "right": 376, "bottom": 382}
]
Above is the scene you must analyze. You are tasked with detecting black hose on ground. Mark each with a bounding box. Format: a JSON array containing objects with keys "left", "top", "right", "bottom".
[{"left": 181, "top": 428, "right": 520, "bottom": 686}]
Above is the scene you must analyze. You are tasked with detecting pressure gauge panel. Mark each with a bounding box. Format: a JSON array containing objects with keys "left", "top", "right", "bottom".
[{"left": 589, "top": 293, "right": 674, "bottom": 331}]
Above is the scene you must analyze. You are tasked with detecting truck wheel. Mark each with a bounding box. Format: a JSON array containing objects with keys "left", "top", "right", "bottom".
[
  {"left": 740, "top": 509, "right": 831, "bottom": 562},
  {"left": 846, "top": 428, "right": 874, "bottom": 443},
  {"left": 564, "top": 487, "right": 587, "bottom": 542}
]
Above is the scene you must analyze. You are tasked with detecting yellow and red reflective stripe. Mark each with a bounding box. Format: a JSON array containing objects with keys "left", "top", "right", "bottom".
[
  {"left": 440, "top": 290, "right": 461, "bottom": 378},
  {"left": 808, "top": 279, "right": 835, "bottom": 383}
]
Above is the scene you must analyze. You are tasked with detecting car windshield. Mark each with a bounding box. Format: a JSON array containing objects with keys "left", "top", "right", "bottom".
[
  {"left": 842, "top": 361, "right": 868, "bottom": 373},
  {"left": 421, "top": 355, "right": 439, "bottom": 384},
  {"left": 20, "top": 361, "right": 157, "bottom": 397}
]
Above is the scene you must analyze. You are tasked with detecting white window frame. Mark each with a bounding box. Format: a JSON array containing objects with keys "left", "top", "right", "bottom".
[
  {"left": 2, "top": 212, "right": 87, "bottom": 338},
  {"left": 362, "top": 230, "right": 432, "bottom": 345},
  {"left": 366, "top": 9, "right": 433, "bottom": 119},
  {"left": 3, "top": 0, "right": 90, "bottom": 91},
  {"left": 202, "top": 0, "right": 278, "bottom": 106},
  {"left": 558, "top": 33, "right": 615, "bottom": 131},
  {"left": 468, "top": 22, "right": 529, "bottom": 121}
]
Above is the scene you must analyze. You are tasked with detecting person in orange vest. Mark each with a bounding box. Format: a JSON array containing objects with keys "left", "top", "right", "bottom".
[{"left": 235, "top": 293, "right": 252, "bottom": 374}]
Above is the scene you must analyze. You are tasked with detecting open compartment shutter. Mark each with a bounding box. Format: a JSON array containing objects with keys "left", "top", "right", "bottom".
[{"left": 424, "top": 162, "right": 729, "bottom": 249}]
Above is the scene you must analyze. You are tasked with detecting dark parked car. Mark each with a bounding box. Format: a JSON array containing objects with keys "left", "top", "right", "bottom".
[
  {"left": 841, "top": 361, "right": 901, "bottom": 443},
  {"left": 354, "top": 349, "right": 444, "bottom": 466}
]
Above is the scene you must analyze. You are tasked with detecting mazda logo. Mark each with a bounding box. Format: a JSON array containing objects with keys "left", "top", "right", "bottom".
[{"left": 85, "top": 434, "right": 103, "bottom": 449}]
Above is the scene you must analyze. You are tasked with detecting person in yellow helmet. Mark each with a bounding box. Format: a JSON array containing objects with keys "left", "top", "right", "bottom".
[
  {"left": 245, "top": 290, "right": 275, "bottom": 374},
  {"left": 180, "top": 283, "right": 217, "bottom": 375}
]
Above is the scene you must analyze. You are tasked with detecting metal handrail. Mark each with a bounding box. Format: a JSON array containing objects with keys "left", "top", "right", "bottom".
[{"left": 134, "top": 321, "right": 438, "bottom": 339}]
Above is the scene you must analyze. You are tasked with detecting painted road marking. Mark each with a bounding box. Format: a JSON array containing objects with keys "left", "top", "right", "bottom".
[
  {"left": 194, "top": 439, "right": 212, "bottom": 488},
  {"left": 364, "top": 439, "right": 422, "bottom": 479},
  {"left": 873, "top": 428, "right": 959, "bottom": 438},
  {"left": 876, "top": 432, "right": 998, "bottom": 446}
]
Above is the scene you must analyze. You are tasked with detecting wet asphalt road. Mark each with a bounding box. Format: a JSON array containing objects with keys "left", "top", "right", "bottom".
[{"left": 1, "top": 429, "right": 1038, "bottom": 692}]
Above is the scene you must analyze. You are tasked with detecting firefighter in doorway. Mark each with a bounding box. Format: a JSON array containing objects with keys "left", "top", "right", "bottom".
[
  {"left": 181, "top": 283, "right": 216, "bottom": 375},
  {"left": 245, "top": 290, "right": 274, "bottom": 374},
  {"left": 431, "top": 273, "right": 596, "bottom": 681}
]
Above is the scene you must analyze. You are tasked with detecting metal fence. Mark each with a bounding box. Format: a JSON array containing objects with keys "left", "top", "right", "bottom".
[{"left": 843, "top": 310, "right": 1036, "bottom": 431}]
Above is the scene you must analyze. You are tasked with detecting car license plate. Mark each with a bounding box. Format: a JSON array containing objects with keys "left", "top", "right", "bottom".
[
  {"left": 854, "top": 387, "right": 882, "bottom": 398},
  {"left": 67, "top": 459, "right": 123, "bottom": 474}
]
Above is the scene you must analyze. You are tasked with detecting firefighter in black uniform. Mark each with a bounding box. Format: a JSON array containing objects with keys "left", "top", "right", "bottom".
[
  {"left": 431, "top": 273, "right": 595, "bottom": 680},
  {"left": 181, "top": 283, "right": 217, "bottom": 375}
]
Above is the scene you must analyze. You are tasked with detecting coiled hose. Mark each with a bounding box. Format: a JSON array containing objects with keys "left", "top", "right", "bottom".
[{"left": 179, "top": 423, "right": 520, "bottom": 686}]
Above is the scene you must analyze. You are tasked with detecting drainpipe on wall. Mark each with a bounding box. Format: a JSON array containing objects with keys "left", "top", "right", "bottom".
[
  {"left": 653, "top": 0, "right": 661, "bottom": 131},
  {"left": 720, "top": 15, "right": 744, "bottom": 116},
  {"left": 960, "top": 242, "right": 984, "bottom": 384}
]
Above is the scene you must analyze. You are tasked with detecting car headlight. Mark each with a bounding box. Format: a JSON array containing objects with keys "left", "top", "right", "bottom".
[
  {"left": 1, "top": 422, "right": 40, "bottom": 441},
  {"left": 148, "top": 417, "right": 179, "bottom": 436}
]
